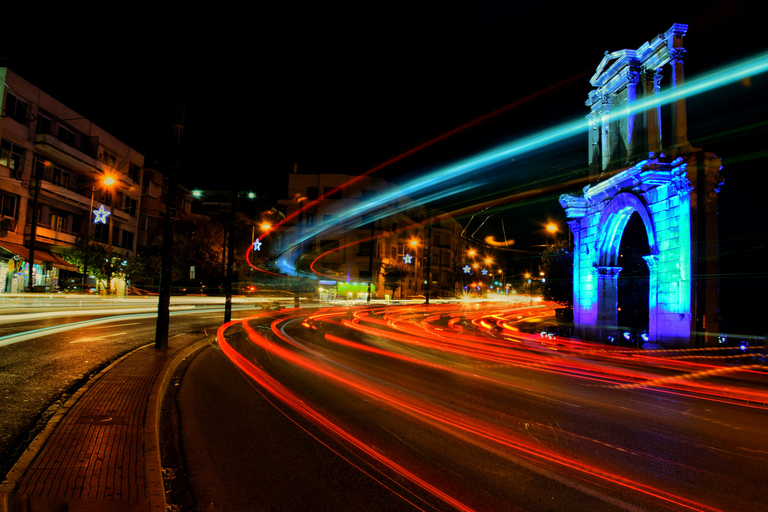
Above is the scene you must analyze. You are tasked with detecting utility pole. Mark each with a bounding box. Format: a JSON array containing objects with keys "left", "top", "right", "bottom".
[
  {"left": 27, "top": 178, "right": 41, "bottom": 292},
  {"left": 155, "top": 110, "right": 184, "bottom": 350},
  {"left": 425, "top": 219, "right": 432, "bottom": 306},
  {"left": 367, "top": 219, "right": 374, "bottom": 303},
  {"left": 224, "top": 187, "right": 237, "bottom": 323}
]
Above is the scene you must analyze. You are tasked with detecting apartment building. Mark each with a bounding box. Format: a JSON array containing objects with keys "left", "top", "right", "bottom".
[
  {"left": 278, "top": 173, "right": 464, "bottom": 299},
  {"left": 0, "top": 68, "right": 143, "bottom": 292}
]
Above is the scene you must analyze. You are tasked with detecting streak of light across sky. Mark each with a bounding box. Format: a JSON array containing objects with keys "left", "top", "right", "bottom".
[{"left": 250, "top": 49, "right": 768, "bottom": 278}]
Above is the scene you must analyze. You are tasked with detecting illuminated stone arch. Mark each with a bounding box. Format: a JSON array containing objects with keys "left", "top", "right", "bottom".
[
  {"left": 560, "top": 156, "right": 711, "bottom": 347},
  {"left": 595, "top": 192, "right": 657, "bottom": 267},
  {"left": 560, "top": 24, "right": 722, "bottom": 348}
]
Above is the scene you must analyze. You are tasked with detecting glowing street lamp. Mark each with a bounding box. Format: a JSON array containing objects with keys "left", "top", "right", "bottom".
[
  {"left": 546, "top": 223, "right": 558, "bottom": 234},
  {"left": 82, "top": 174, "right": 117, "bottom": 290}
]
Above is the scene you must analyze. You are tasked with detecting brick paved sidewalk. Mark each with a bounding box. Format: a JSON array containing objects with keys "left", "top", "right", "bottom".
[{"left": 1, "top": 333, "right": 212, "bottom": 512}]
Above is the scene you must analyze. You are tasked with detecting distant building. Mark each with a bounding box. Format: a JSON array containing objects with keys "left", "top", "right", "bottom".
[
  {"left": 0, "top": 68, "right": 143, "bottom": 292},
  {"left": 278, "top": 173, "right": 464, "bottom": 299}
]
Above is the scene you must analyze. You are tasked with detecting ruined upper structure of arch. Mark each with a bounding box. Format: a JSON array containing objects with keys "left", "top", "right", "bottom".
[
  {"left": 561, "top": 24, "right": 722, "bottom": 348},
  {"left": 587, "top": 23, "right": 690, "bottom": 177}
]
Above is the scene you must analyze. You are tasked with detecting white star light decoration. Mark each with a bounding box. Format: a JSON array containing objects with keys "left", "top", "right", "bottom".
[
  {"left": 403, "top": 253, "right": 413, "bottom": 264},
  {"left": 481, "top": 269, "right": 488, "bottom": 275},
  {"left": 463, "top": 265, "right": 471, "bottom": 274},
  {"left": 253, "top": 239, "right": 262, "bottom": 251},
  {"left": 92, "top": 205, "right": 111, "bottom": 224}
]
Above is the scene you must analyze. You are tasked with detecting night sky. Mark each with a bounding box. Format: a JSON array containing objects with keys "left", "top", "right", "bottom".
[{"left": 3, "top": 2, "right": 767, "bottom": 332}]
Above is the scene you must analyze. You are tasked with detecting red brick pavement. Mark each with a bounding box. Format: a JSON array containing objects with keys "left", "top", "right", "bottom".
[{"left": 1, "top": 333, "right": 211, "bottom": 512}]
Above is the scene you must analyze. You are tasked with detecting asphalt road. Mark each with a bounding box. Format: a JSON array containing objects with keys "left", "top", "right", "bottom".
[
  {"left": 0, "top": 302, "right": 267, "bottom": 480},
  {"left": 166, "top": 303, "right": 768, "bottom": 512}
]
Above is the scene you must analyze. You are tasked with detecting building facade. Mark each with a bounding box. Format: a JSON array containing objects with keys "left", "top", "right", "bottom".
[
  {"left": 0, "top": 68, "right": 143, "bottom": 292},
  {"left": 278, "top": 173, "right": 464, "bottom": 299}
]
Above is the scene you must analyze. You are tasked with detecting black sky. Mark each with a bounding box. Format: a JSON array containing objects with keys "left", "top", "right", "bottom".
[
  {"left": 3, "top": 2, "right": 763, "bottom": 189},
  {"left": 3, "top": 2, "right": 767, "bottom": 331}
]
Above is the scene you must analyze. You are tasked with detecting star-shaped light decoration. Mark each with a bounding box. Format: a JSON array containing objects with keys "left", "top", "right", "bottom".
[
  {"left": 481, "top": 269, "right": 488, "bottom": 275},
  {"left": 403, "top": 253, "right": 413, "bottom": 264},
  {"left": 463, "top": 265, "right": 471, "bottom": 274},
  {"left": 253, "top": 239, "right": 262, "bottom": 251},
  {"left": 92, "top": 205, "right": 111, "bottom": 224}
]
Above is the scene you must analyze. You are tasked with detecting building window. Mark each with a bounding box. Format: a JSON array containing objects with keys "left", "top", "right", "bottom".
[
  {"left": 319, "top": 239, "right": 339, "bottom": 251},
  {"left": 4, "top": 94, "right": 28, "bottom": 125},
  {"left": 306, "top": 187, "right": 319, "bottom": 200},
  {"left": 36, "top": 114, "right": 51, "bottom": 135},
  {"left": 323, "top": 214, "right": 338, "bottom": 225},
  {"left": 0, "top": 193, "right": 18, "bottom": 219},
  {"left": 128, "top": 163, "right": 140, "bottom": 182},
  {"left": 100, "top": 148, "right": 116, "bottom": 167},
  {"left": 305, "top": 213, "right": 316, "bottom": 226},
  {"left": 0, "top": 139, "right": 26, "bottom": 177},
  {"left": 121, "top": 230, "right": 135, "bottom": 250},
  {"left": 57, "top": 126, "right": 79, "bottom": 148},
  {"left": 323, "top": 186, "right": 342, "bottom": 200},
  {"left": 124, "top": 196, "right": 138, "bottom": 217},
  {"left": 49, "top": 210, "right": 67, "bottom": 232},
  {"left": 94, "top": 220, "right": 109, "bottom": 242},
  {"left": 53, "top": 167, "right": 72, "bottom": 189},
  {"left": 145, "top": 180, "right": 161, "bottom": 198}
]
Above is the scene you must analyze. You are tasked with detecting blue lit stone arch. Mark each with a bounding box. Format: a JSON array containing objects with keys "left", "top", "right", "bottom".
[
  {"left": 563, "top": 24, "right": 722, "bottom": 348},
  {"left": 560, "top": 156, "right": 703, "bottom": 347},
  {"left": 595, "top": 192, "right": 657, "bottom": 267}
]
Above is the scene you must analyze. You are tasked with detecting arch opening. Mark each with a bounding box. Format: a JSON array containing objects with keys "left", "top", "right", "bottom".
[{"left": 617, "top": 212, "right": 650, "bottom": 345}]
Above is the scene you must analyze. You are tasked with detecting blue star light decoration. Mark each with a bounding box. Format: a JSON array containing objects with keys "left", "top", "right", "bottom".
[
  {"left": 403, "top": 253, "right": 413, "bottom": 264},
  {"left": 92, "top": 205, "right": 111, "bottom": 224},
  {"left": 463, "top": 265, "right": 471, "bottom": 274},
  {"left": 481, "top": 269, "right": 488, "bottom": 275},
  {"left": 253, "top": 239, "right": 262, "bottom": 251}
]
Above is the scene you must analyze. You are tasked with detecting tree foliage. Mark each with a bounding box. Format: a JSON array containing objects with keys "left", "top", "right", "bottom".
[
  {"left": 383, "top": 263, "right": 411, "bottom": 299},
  {"left": 147, "top": 218, "right": 226, "bottom": 283},
  {"left": 539, "top": 238, "right": 573, "bottom": 306},
  {"left": 63, "top": 239, "right": 143, "bottom": 289}
]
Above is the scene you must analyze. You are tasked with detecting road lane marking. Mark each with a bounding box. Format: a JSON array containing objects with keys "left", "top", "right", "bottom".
[
  {"left": 70, "top": 332, "right": 129, "bottom": 344},
  {"left": 91, "top": 322, "right": 142, "bottom": 329},
  {"left": 0, "top": 306, "right": 252, "bottom": 348}
]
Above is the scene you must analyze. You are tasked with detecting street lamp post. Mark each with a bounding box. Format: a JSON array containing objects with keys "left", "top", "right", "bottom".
[{"left": 82, "top": 175, "right": 117, "bottom": 292}]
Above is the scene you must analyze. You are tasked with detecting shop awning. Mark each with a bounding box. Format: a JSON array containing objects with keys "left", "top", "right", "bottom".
[{"left": 0, "top": 241, "right": 80, "bottom": 271}]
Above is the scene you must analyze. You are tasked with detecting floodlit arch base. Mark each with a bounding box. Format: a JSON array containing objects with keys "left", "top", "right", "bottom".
[{"left": 561, "top": 152, "right": 720, "bottom": 348}]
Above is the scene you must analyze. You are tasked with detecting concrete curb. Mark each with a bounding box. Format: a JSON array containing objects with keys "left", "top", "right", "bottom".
[{"left": 145, "top": 334, "right": 215, "bottom": 512}]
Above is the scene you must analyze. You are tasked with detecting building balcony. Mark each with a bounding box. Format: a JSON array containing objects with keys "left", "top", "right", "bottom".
[
  {"left": 25, "top": 224, "right": 79, "bottom": 246},
  {"left": 37, "top": 179, "right": 92, "bottom": 210},
  {"left": 34, "top": 133, "right": 101, "bottom": 175}
]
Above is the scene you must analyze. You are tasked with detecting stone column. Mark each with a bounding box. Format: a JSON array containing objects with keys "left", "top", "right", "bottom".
[
  {"left": 600, "top": 95, "right": 612, "bottom": 171},
  {"left": 567, "top": 219, "right": 582, "bottom": 326},
  {"left": 597, "top": 266, "right": 622, "bottom": 341},
  {"left": 624, "top": 68, "right": 641, "bottom": 159},
  {"left": 670, "top": 47, "right": 688, "bottom": 148},
  {"left": 643, "top": 68, "right": 662, "bottom": 153},
  {"left": 587, "top": 111, "right": 600, "bottom": 168},
  {"left": 642, "top": 254, "right": 659, "bottom": 344}
]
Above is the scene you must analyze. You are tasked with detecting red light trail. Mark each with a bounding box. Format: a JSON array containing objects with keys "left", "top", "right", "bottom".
[{"left": 215, "top": 301, "right": 768, "bottom": 510}]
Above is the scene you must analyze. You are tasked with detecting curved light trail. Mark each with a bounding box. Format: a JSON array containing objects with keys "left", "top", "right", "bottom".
[{"left": 217, "top": 301, "right": 768, "bottom": 511}]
